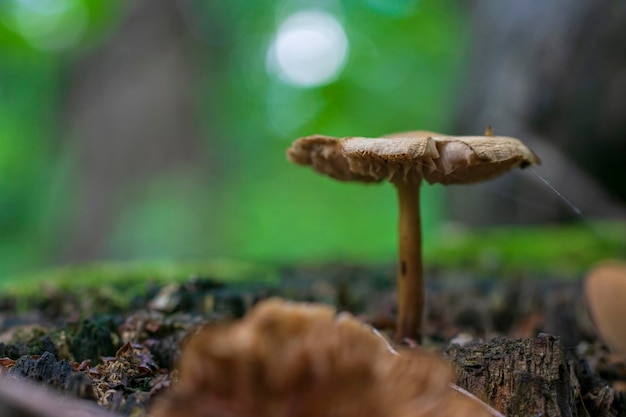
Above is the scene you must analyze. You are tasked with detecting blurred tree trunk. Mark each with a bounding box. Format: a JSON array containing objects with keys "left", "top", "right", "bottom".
[
  {"left": 452, "top": 0, "right": 626, "bottom": 225},
  {"left": 62, "top": 0, "right": 209, "bottom": 262}
]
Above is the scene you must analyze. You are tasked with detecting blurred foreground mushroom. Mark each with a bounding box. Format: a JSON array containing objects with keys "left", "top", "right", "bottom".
[
  {"left": 287, "top": 130, "right": 539, "bottom": 342},
  {"left": 150, "top": 298, "right": 492, "bottom": 417},
  {"left": 0, "top": 375, "right": 115, "bottom": 417},
  {"left": 584, "top": 260, "right": 626, "bottom": 354}
]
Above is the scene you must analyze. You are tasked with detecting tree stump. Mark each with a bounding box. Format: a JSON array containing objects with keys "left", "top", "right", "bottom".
[{"left": 445, "top": 334, "right": 577, "bottom": 417}]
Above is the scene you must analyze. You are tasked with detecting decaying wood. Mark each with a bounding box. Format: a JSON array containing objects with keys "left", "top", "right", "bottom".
[{"left": 445, "top": 334, "right": 577, "bottom": 417}]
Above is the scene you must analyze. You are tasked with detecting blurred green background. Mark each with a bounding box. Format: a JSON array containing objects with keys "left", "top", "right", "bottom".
[
  {"left": 0, "top": 0, "right": 462, "bottom": 277},
  {"left": 0, "top": 0, "right": 624, "bottom": 281}
]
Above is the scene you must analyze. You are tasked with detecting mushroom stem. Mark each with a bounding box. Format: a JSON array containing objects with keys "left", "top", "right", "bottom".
[{"left": 393, "top": 180, "right": 424, "bottom": 343}]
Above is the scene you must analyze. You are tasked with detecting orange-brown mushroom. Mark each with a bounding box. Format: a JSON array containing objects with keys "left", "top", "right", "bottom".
[
  {"left": 287, "top": 129, "right": 539, "bottom": 343},
  {"left": 150, "top": 298, "right": 493, "bottom": 417},
  {"left": 584, "top": 260, "right": 626, "bottom": 354}
]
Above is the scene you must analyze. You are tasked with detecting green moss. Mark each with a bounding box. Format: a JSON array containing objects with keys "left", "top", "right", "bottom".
[
  {"left": 67, "top": 317, "right": 119, "bottom": 363},
  {"left": 426, "top": 221, "right": 626, "bottom": 276},
  {"left": 1, "top": 259, "right": 278, "bottom": 299},
  {"left": 3, "top": 222, "right": 623, "bottom": 304}
]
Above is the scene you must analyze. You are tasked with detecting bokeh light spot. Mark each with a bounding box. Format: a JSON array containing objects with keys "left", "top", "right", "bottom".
[
  {"left": 266, "top": 10, "right": 349, "bottom": 88},
  {"left": 6, "top": 0, "right": 88, "bottom": 51}
]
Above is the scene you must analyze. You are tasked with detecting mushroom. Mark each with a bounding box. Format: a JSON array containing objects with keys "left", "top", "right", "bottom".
[
  {"left": 151, "top": 298, "right": 494, "bottom": 417},
  {"left": 286, "top": 129, "right": 540, "bottom": 343},
  {"left": 584, "top": 260, "right": 626, "bottom": 354}
]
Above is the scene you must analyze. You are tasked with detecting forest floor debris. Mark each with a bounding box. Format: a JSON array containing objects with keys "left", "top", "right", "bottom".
[{"left": 0, "top": 266, "right": 624, "bottom": 416}]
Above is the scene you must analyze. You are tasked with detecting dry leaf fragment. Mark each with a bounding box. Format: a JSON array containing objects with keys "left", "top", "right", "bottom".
[{"left": 151, "top": 298, "right": 492, "bottom": 417}]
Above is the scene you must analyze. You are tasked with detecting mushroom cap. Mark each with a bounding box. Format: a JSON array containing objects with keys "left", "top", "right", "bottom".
[
  {"left": 584, "top": 261, "right": 626, "bottom": 354},
  {"left": 153, "top": 298, "right": 492, "bottom": 417},
  {"left": 286, "top": 131, "right": 540, "bottom": 185}
]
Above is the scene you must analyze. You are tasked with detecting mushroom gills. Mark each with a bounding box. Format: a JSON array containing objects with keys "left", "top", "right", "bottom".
[{"left": 342, "top": 136, "right": 439, "bottom": 183}]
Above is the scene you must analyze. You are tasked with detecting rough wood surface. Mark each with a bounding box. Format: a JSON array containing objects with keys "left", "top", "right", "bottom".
[{"left": 446, "top": 334, "right": 577, "bottom": 417}]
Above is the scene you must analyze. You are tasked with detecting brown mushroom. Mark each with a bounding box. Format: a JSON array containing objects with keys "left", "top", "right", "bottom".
[
  {"left": 150, "top": 298, "right": 493, "bottom": 417},
  {"left": 287, "top": 129, "right": 540, "bottom": 343},
  {"left": 584, "top": 260, "right": 626, "bottom": 354}
]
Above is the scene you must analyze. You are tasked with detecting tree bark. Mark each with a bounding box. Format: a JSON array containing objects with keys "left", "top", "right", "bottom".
[{"left": 445, "top": 334, "right": 577, "bottom": 417}]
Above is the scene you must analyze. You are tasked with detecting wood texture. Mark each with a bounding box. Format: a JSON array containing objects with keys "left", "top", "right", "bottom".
[{"left": 446, "top": 334, "right": 577, "bottom": 417}]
